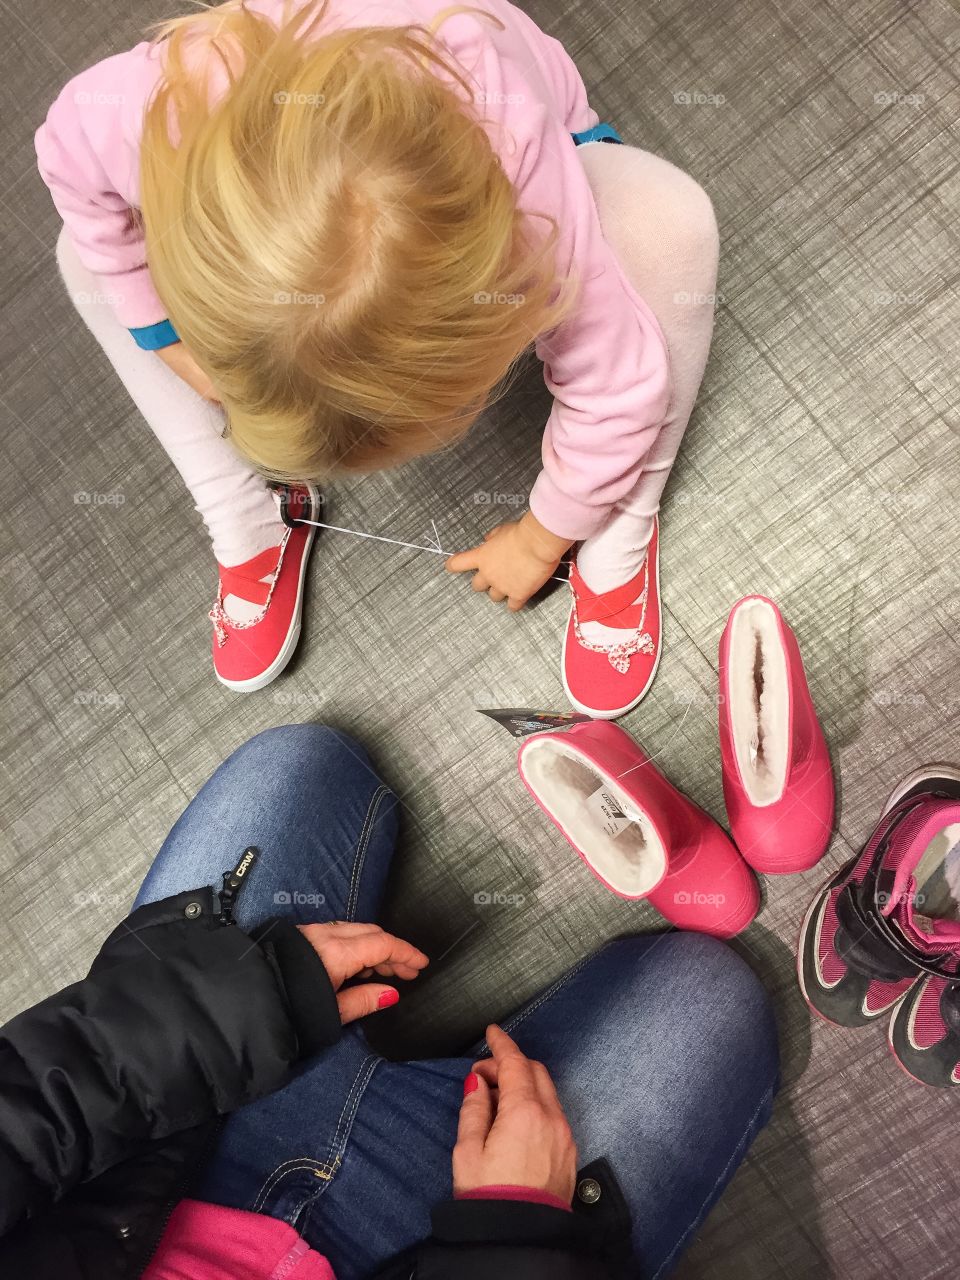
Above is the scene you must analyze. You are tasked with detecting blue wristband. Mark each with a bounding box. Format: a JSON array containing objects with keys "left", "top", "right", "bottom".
[
  {"left": 570, "top": 122, "right": 623, "bottom": 146},
  {"left": 129, "top": 318, "right": 180, "bottom": 351}
]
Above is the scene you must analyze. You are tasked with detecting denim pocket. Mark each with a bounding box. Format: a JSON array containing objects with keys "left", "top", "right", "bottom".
[
  {"left": 249, "top": 1052, "right": 382, "bottom": 1224},
  {"left": 253, "top": 1157, "right": 336, "bottom": 1224}
]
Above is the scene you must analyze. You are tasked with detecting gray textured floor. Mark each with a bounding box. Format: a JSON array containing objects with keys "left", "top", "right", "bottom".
[{"left": 2, "top": 0, "right": 960, "bottom": 1276}]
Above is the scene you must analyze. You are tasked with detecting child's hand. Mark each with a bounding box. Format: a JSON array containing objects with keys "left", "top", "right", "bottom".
[
  {"left": 446, "top": 512, "right": 572, "bottom": 610},
  {"left": 155, "top": 341, "right": 220, "bottom": 403}
]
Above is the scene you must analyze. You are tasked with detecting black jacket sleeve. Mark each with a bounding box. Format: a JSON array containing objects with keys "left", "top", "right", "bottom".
[
  {"left": 0, "top": 887, "right": 341, "bottom": 1235},
  {"left": 375, "top": 1195, "right": 631, "bottom": 1280}
]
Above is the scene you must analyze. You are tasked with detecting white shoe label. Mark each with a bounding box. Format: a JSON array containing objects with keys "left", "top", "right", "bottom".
[{"left": 586, "top": 785, "right": 642, "bottom": 839}]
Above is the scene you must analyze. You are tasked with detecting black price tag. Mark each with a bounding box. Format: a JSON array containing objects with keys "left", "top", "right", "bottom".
[{"left": 478, "top": 708, "right": 592, "bottom": 738}]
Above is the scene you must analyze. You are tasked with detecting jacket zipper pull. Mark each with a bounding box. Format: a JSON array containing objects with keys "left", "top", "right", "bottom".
[{"left": 219, "top": 846, "right": 259, "bottom": 925}]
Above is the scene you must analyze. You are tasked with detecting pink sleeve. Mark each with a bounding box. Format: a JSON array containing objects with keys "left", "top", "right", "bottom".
[
  {"left": 143, "top": 1200, "right": 337, "bottom": 1280},
  {"left": 470, "top": 37, "right": 672, "bottom": 541},
  {"left": 34, "top": 42, "right": 169, "bottom": 329},
  {"left": 457, "top": 1184, "right": 573, "bottom": 1212}
]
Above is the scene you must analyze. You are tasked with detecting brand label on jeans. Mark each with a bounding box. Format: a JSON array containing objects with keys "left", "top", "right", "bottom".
[{"left": 586, "top": 786, "right": 638, "bottom": 838}]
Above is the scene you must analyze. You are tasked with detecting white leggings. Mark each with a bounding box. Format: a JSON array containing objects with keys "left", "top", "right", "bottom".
[{"left": 56, "top": 144, "right": 719, "bottom": 590}]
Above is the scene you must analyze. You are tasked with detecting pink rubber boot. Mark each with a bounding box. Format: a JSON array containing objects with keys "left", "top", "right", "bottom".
[
  {"left": 518, "top": 720, "right": 759, "bottom": 937},
  {"left": 719, "top": 596, "right": 835, "bottom": 874}
]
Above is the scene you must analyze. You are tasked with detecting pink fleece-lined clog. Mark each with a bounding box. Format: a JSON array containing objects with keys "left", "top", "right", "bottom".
[
  {"left": 719, "top": 596, "right": 834, "bottom": 874},
  {"left": 518, "top": 719, "right": 759, "bottom": 937}
]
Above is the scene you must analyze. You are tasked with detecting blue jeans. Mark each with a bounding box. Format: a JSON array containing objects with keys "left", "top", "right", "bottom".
[{"left": 135, "top": 724, "right": 779, "bottom": 1280}]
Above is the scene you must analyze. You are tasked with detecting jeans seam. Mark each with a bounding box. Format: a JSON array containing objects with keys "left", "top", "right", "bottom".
[
  {"left": 250, "top": 1052, "right": 381, "bottom": 1213},
  {"left": 650, "top": 1081, "right": 777, "bottom": 1280},
  {"left": 328, "top": 1052, "right": 381, "bottom": 1172},
  {"left": 346, "top": 786, "right": 390, "bottom": 922},
  {"left": 251, "top": 1159, "right": 333, "bottom": 1216},
  {"left": 492, "top": 951, "right": 597, "bottom": 1041}
]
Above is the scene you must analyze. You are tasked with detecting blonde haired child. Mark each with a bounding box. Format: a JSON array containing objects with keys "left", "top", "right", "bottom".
[{"left": 37, "top": 0, "right": 718, "bottom": 714}]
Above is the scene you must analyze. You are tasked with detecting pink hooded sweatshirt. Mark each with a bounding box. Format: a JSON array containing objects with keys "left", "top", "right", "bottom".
[
  {"left": 144, "top": 1188, "right": 571, "bottom": 1278},
  {"left": 34, "top": 0, "right": 670, "bottom": 541},
  {"left": 143, "top": 1202, "right": 337, "bottom": 1280}
]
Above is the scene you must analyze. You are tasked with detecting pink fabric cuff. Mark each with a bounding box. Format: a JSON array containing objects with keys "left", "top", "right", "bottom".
[
  {"left": 529, "top": 469, "right": 611, "bottom": 542},
  {"left": 108, "top": 263, "right": 170, "bottom": 329},
  {"left": 142, "top": 1200, "right": 335, "bottom": 1280},
  {"left": 456, "top": 1185, "right": 572, "bottom": 1213}
]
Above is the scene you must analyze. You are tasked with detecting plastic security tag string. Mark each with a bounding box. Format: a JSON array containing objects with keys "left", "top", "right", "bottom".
[
  {"left": 219, "top": 846, "right": 259, "bottom": 925},
  {"left": 478, "top": 708, "right": 593, "bottom": 739}
]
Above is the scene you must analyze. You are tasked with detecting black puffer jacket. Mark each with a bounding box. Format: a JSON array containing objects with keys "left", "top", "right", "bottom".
[{"left": 0, "top": 870, "right": 630, "bottom": 1280}]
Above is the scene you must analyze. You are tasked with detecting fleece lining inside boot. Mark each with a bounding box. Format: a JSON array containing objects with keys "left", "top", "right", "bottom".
[
  {"left": 728, "top": 599, "right": 790, "bottom": 807},
  {"left": 913, "top": 822, "right": 960, "bottom": 923},
  {"left": 521, "top": 736, "right": 666, "bottom": 896}
]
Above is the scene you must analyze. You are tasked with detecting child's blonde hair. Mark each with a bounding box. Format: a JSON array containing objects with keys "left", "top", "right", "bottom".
[{"left": 140, "top": 0, "right": 568, "bottom": 480}]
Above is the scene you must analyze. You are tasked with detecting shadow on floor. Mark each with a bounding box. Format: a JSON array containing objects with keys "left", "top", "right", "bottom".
[{"left": 674, "top": 1095, "right": 832, "bottom": 1280}]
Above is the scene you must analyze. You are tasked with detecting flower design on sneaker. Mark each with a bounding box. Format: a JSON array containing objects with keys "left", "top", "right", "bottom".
[
  {"left": 570, "top": 573, "right": 654, "bottom": 674},
  {"left": 561, "top": 516, "right": 663, "bottom": 720},
  {"left": 210, "top": 533, "right": 292, "bottom": 647},
  {"left": 209, "top": 482, "right": 321, "bottom": 693}
]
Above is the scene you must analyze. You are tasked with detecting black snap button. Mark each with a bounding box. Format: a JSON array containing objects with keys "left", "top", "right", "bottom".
[
  {"left": 184, "top": 902, "right": 202, "bottom": 919},
  {"left": 577, "top": 1177, "right": 602, "bottom": 1205},
  {"left": 117, "top": 1224, "right": 132, "bottom": 1239}
]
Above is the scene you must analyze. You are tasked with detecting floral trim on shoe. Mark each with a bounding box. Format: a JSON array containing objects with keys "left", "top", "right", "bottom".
[
  {"left": 209, "top": 529, "right": 292, "bottom": 647},
  {"left": 569, "top": 554, "right": 654, "bottom": 675}
]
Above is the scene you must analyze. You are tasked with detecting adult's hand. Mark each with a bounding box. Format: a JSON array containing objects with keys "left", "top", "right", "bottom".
[
  {"left": 297, "top": 921, "right": 428, "bottom": 1024},
  {"left": 155, "top": 341, "right": 220, "bottom": 403},
  {"left": 453, "top": 1024, "right": 577, "bottom": 1202}
]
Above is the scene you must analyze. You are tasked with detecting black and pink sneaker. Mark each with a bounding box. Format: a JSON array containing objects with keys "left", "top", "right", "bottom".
[
  {"left": 798, "top": 766, "right": 960, "bottom": 1037},
  {"left": 888, "top": 974, "right": 960, "bottom": 1088}
]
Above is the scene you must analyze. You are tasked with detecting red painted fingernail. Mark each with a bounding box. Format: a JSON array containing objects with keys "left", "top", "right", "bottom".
[
  {"left": 463, "top": 1072, "right": 480, "bottom": 1096},
  {"left": 377, "top": 989, "right": 399, "bottom": 1010}
]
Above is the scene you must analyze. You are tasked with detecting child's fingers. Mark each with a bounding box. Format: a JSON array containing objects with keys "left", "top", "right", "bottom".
[
  {"left": 483, "top": 523, "right": 515, "bottom": 542},
  {"left": 445, "top": 547, "right": 481, "bottom": 573},
  {"left": 470, "top": 572, "right": 492, "bottom": 594}
]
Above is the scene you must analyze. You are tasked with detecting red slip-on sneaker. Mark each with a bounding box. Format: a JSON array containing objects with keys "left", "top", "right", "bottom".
[
  {"left": 518, "top": 719, "right": 759, "bottom": 937},
  {"left": 209, "top": 483, "right": 320, "bottom": 692},
  {"left": 797, "top": 765, "right": 960, "bottom": 1039},
  {"left": 561, "top": 517, "right": 662, "bottom": 720},
  {"left": 719, "top": 596, "right": 834, "bottom": 874}
]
